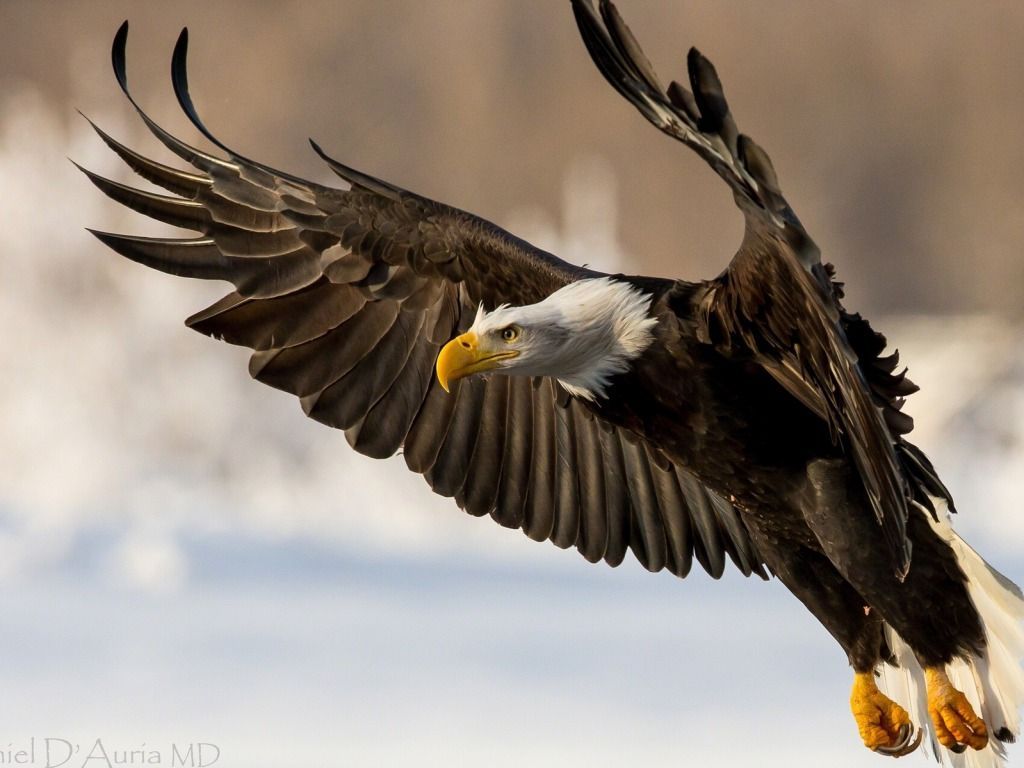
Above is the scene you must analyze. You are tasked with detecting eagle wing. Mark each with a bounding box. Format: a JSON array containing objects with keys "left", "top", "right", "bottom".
[
  {"left": 573, "top": 0, "right": 947, "bottom": 579},
  {"left": 81, "top": 22, "right": 766, "bottom": 581}
]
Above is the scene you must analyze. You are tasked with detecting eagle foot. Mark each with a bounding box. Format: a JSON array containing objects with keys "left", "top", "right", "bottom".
[
  {"left": 924, "top": 666, "right": 988, "bottom": 752},
  {"left": 850, "top": 671, "right": 922, "bottom": 757}
]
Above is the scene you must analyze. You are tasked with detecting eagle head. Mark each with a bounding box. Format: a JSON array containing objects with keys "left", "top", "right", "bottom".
[{"left": 435, "top": 277, "right": 658, "bottom": 401}]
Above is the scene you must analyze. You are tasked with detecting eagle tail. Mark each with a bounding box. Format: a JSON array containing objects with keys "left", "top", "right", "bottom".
[{"left": 878, "top": 500, "right": 1024, "bottom": 767}]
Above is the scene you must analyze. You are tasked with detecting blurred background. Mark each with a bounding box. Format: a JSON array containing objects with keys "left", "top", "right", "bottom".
[{"left": 1, "top": 1, "right": 1022, "bottom": 766}]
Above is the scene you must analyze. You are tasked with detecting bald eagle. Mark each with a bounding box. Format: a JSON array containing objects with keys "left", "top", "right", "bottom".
[{"left": 80, "top": 1, "right": 1023, "bottom": 763}]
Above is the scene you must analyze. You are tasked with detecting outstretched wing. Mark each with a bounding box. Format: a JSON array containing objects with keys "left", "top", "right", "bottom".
[
  {"left": 81, "top": 22, "right": 767, "bottom": 581},
  {"left": 573, "top": 0, "right": 931, "bottom": 579}
]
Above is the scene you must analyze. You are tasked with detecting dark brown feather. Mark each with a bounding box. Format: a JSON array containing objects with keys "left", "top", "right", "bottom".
[
  {"left": 551, "top": 394, "right": 581, "bottom": 549},
  {"left": 186, "top": 280, "right": 365, "bottom": 352},
  {"left": 460, "top": 375, "right": 509, "bottom": 518},
  {"left": 403, "top": 380, "right": 460, "bottom": 475},
  {"left": 523, "top": 379, "right": 557, "bottom": 543},
  {"left": 250, "top": 300, "right": 400, "bottom": 397},
  {"left": 573, "top": 403, "right": 608, "bottom": 563},
  {"left": 620, "top": 433, "right": 667, "bottom": 573},
  {"left": 650, "top": 461, "right": 693, "bottom": 578},
  {"left": 427, "top": 377, "right": 487, "bottom": 499},
  {"left": 491, "top": 375, "right": 534, "bottom": 529},
  {"left": 302, "top": 306, "right": 425, "bottom": 430},
  {"left": 348, "top": 330, "right": 439, "bottom": 460},
  {"left": 595, "top": 422, "right": 631, "bottom": 568},
  {"left": 85, "top": 19, "right": 767, "bottom": 588}
]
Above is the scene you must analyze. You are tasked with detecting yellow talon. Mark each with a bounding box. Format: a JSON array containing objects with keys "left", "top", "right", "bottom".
[
  {"left": 925, "top": 666, "right": 989, "bottom": 752},
  {"left": 850, "top": 671, "right": 919, "bottom": 756}
]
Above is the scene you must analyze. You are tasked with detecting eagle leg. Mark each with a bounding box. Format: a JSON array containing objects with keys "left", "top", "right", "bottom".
[
  {"left": 850, "top": 671, "right": 921, "bottom": 756},
  {"left": 924, "top": 666, "right": 989, "bottom": 752}
]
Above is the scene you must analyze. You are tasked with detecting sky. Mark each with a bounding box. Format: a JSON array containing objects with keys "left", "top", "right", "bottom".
[{"left": 1, "top": 3, "right": 1023, "bottom": 767}]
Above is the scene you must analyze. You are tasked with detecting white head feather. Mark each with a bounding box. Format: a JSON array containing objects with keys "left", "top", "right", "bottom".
[{"left": 468, "top": 277, "right": 659, "bottom": 400}]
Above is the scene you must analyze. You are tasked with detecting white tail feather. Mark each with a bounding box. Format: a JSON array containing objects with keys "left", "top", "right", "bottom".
[{"left": 877, "top": 499, "right": 1024, "bottom": 768}]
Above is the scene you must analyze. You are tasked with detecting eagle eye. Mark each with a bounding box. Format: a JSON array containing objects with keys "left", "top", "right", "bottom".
[{"left": 501, "top": 325, "right": 520, "bottom": 342}]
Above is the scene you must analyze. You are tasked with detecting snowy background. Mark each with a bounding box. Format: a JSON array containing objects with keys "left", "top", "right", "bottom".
[{"left": 2, "top": 2, "right": 1023, "bottom": 766}]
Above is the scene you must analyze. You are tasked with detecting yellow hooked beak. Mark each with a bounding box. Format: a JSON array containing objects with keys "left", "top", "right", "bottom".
[{"left": 435, "top": 331, "right": 519, "bottom": 392}]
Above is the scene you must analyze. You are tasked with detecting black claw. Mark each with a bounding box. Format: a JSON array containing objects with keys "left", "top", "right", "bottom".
[
  {"left": 949, "top": 743, "right": 968, "bottom": 754},
  {"left": 873, "top": 724, "right": 922, "bottom": 757},
  {"left": 905, "top": 728, "right": 923, "bottom": 755},
  {"left": 873, "top": 725, "right": 908, "bottom": 756},
  {"left": 909, "top": 729, "right": 925, "bottom": 753}
]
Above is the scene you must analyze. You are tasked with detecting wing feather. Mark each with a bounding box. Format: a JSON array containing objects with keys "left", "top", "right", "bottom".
[
  {"left": 76, "top": 165, "right": 210, "bottom": 231},
  {"left": 186, "top": 281, "right": 365, "bottom": 352},
  {"left": 491, "top": 375, "right": 534, "bottom": 529},
  {"left": 403, "top": 377, "right": 460, "bottom": 475},
  {"left": 572, "top": 0, "right": 937, "bottom": 578},
  {"left": 302, "top": 305, "right": 425, "bottom": 431},
  {"left": 82, "top": 116, "right": 211, "bottom": 197},
  {"left": 650, "top": 461, "right": 694, "bottom": 578},
  {"left": 523, "top": 379, "right": 558, "bottom": 543},
  {"left": 595, "top": 421, "right": 631, "bottom": 568},
  {"left": 83, "top": 19, "right": 765, "bottom": 583},
  {"left": 346, "top": 321, "right": 440, "bottom": 460},
  {"left": 427, "top": 377, "right": 487, "bottom": 499},
  {"left": 551, "top": 394, "right": 582, "bottom": 549},
  {"left": 460, "top": 374, "right": 509, "bottom": 518},
  {"left": 573, "top": 402, "right": 608, "bottom": 564},
  {"left": 250, "top": 300, "right": 400, "bottom": 398},
  {"left": 620, "top": 433, "right": 667, "bottom": 573}
]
